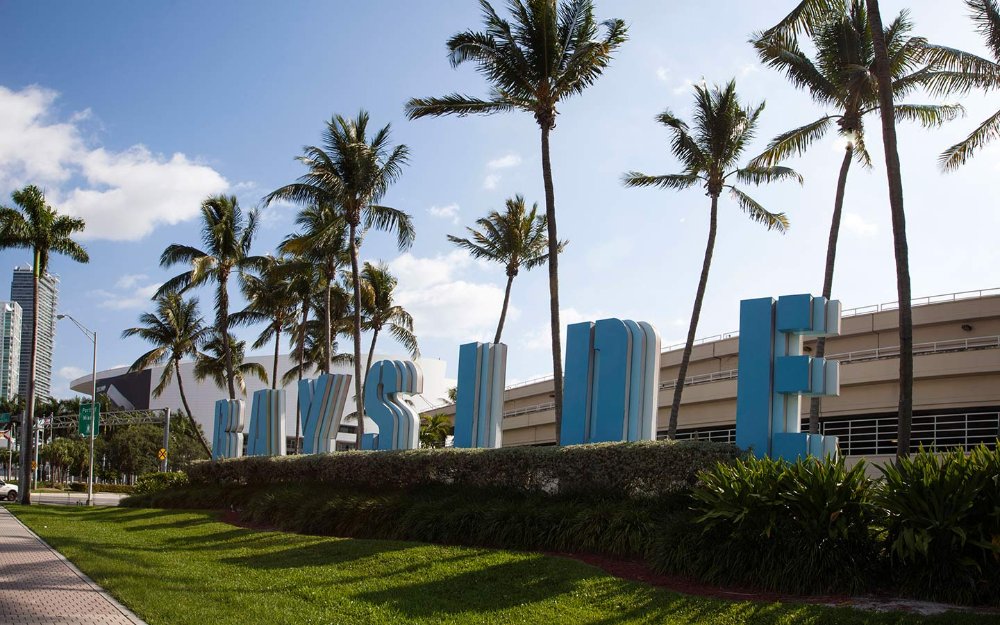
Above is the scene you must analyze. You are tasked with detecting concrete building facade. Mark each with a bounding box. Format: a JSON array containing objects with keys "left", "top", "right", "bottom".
[
  {"left": 0, "top": 301, "right": 21, "bottom": 400},
  {"left": 10, "top": 267, "right": 59, "bottom": 400},
  {"left": 423, "top": 289, "right": 1000, "bottom": 464}
]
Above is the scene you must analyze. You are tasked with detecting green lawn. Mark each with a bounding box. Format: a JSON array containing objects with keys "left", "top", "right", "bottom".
[{"left": 10, "top": 506, "right": 997, "bottom": 625}]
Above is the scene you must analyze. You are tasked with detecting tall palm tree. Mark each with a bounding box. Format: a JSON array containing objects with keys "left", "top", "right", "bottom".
[
  {"left": 231, "top": 256, "right": 299, "bottom": 390},
  {"left": 406, "top": 0, "right": 628, "bottom": 440},
  {"left": 448, "top": 195, "right": 565, "bottom": 343},
  {"left": 359, "top": 262, "right": 418, "bottom": 402},
  {"left": 265, "top": 111, "right": 414, "bottom": 448},
  {"left": 194, "top": 333, "right": 268, "bottom": 396},
  {"left": 157, "top": 195, "right": 265, "bottom": 401},
  {"left": 751, "top": 1, "right": 964, "bottom": 432},
  {"left": 121, "top": 293, "right": 212, "bottom": 456},
  {"left": 420, "top": 413, "right": 454, "bottom": 448},
  {"left": 623, "top": 81, "right": 801, "bottom": 439},
  {"left": 0, "top": 185, "right": 88, "bottom": 505},
  {"left": 931, "top": 0, "right": 1000, "bottom": 170},
  {"left": 278, "top": 205, "right": 351, "bottom": 374}
]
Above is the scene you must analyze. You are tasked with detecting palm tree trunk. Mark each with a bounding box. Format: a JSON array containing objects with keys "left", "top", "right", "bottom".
[
  {"left": 175, "top": 359, "right": 211, "bottom": 457},
  {"left": 540, "top": 124, "right": 564, "bottom": 443},
  {"left": 348, "top": 221, "right": 366, "bottom": 448},
  {"left": 361, "top": 327, "right": 380, "bottom": 407},
  {"left": 218, "top": 274, "right": 237, "bottom": 400},
  {"left": 324, "top": 269, "right": 333, "bottom": 374},
  {"left": 18, "top": 250, "right": 40, "bottom": 505},
  {"left": 809, "top": 143, "right": 854, "bottom": 434},
  {"left": 866, "top": 0, "right": 914, "bottom": 458},
  {"left": 494, "top": 274, "right": 515, "bottom": 344},
  {"left": 272, "top": 324, "right": 281, "bottom": 390},
  {"left": 668, "top": 194, "right": 719, "bottom": 439},
  {"left": 294, "top": 300, "right": 309, "bottom": 454}
]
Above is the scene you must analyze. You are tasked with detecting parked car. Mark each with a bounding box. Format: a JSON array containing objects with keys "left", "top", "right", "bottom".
[{"left": 0, "top": 479, "right": 17, "bottom": 501}]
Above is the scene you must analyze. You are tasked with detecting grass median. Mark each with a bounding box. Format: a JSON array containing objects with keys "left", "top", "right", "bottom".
[{"left": 10, "top": 505, "right": 997, "bottom": 625}]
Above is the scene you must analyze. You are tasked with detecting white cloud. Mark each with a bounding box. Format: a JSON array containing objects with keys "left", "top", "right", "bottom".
[
  {"left": 520, "top": 307, "right": 610, "bottom": 351},
  {"left": 740, "top": 63, "right": 759, "bottom": 77},
  {"left": 428, "top": 203, "right": 460, "bottom": 224},
  {"left": 88, "top": 275, "right": 162, "bottom": 310},
  {"left": 58, "top": 366, "right": 85, "bottom": 381},
  {"left": 389, "top": 251, "right": 516, "bottom": 341},
  {"left": 656, "top": 66, "right": 670, "bottom": 82},
  {"left": 0, "top": 84, "right": 229, "bottom": 241},
  {"left": 488, "top": 153, "right": 522, "bottom": 170},
  {"left": 483, "top": 173, "right": 501, "bottom": 190},
  {"left": 842, "top": 212, "right": 878, "bottom": 237}
]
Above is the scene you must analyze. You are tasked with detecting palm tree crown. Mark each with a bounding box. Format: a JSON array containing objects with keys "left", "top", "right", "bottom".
[
  {"left": 194, "top": 333, "right": 268, "bottom": 396},
  {"left": 360, "top": 261, "right": 419, "bottom": 362},
  {"left": 448, "top": 195, "right": 564, "bottom": 343},
  {"left": 157, "top": 195, "right": 265, "bottom": 400}
]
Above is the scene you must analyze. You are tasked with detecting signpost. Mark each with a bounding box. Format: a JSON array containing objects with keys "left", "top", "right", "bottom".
[{"left": 78, "top": 403, "right": 101, "bottom": 437}]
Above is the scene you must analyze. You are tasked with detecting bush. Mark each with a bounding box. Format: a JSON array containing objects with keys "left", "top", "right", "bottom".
[
  {"left": 878, "top": 445, "right": 1000, "bottom": 605},
  {"left": 68, "top": 482, "right": 134, "bottom": 494},
  {"left": 134, "top": 471, "right": 189, "bottom": 495},
  {"left": 186, "top": 440, "right": 739, "bottom": 498},
  {"left": 649, "top": 455, "right": 881, "bottom": 595}
]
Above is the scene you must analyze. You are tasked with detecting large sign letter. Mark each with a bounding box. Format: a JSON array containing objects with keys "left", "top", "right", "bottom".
[
  {"left": 212, "top": 399, "right": 246, "bottom": 460},
  {"left": 298, "top": 374, "right": 352, "bottom": 454},
  {"left": 735, "top": 294, "right": 841, "bottom": 460},
  {"left": 246, "top": 389, "right": 286, "bottom": 456},
  {"left": 363, "top": 360, "right": 423, "bottom": 450},
  {"left": 453, "top": 342, "right": 507, "bottom": 448},
  {"left": 561, "top": 318, "right": 661, "bottom": 445}
]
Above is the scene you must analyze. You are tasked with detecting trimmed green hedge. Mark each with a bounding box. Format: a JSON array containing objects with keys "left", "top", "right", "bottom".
[
  {"left": 186, "top": 440, "right": 739, "bottom": 497},
  {"left": 134, "top": 471, "right": 189, "bottom": 495},
  {"left": 68, "top": 482, "right": 134, "bottom": 494}
]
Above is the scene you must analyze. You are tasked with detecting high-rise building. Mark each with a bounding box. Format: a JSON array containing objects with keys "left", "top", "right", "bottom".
[
  {"left": 0, "top": 301, "right": 21, "bottom": 400},
  {"left": 11, "top": 267, "right": 59, "bottom": 400}
]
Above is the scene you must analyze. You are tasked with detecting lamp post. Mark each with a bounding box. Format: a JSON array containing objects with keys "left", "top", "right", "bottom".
[{"left": 56, "top": 314, "right": 97, "bottom": 506}]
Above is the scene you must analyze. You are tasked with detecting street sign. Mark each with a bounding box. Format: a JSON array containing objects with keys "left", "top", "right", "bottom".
[
  {"left": 0, "top": 413, "right": 9, "bottom": 425},
  {"left": 79, "top": 403, "right": 101, "bottom": 437},
  {"left": 157, "top": 448, "right": 167, "bottom": 461},
  {"left": 31, "top": 460, "right": 37, "bottom": 470}
]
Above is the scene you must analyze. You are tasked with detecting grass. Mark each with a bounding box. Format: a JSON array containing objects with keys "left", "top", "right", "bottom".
[{"left": 10, "top": 506, "right": 999, "bottom": 625}]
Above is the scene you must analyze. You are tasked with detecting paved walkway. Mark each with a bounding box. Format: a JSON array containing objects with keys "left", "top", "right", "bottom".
[{"left": 0, "top": 506, "right": 146, "bottom": 624}]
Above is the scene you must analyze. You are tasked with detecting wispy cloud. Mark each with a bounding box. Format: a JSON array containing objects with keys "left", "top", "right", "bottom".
[
  {"left": 488, "top": 153, "right": 522, "bottom": 169},
  {"left": 842, "top": 212, "right": 878, "bottom": 238},
  {"left": 88, "top": 274, "right": 162, "bottom": 310},
  {"left": 428, "top": 203, "right": 460, "bottom": 224}
]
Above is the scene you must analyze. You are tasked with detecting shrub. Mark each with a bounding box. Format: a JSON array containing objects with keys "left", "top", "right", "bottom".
[
  {"left": 134, "top": 471, "right": 189, "bottom": 495},
  {"left": 185, "top": 440, "right": 739, "bottom": 498},
  {"left": 650, "top": 455, "right": 880, "bottom": 595},
  {"left": 877, "top": 445, "right": 1000, "bottom": 605},
  {"left": 68, "top": 482, "right": 135, "bottom": 494}
]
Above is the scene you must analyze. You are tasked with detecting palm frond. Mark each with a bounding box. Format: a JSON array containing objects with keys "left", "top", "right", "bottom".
[
  {"left": 405, "top": 95, "right": 516, "bottom": 119},
  {"left": 728, "top": 186, "right": 790, "bottom": 233},
  {"left": 733, "top": 165, "right": 804, "bottom": 186},
  {"left": 939, "top": 106, "right": 1000, "bottom": 171},
  {"left": 893, "top": 103, "right": 965, "bottom": 128},
  {"left": 750, "top": 116, "right": 834, "bottom": 168},
  {"left": 621, "top": 173, "right": 701, "bottom": 190}
]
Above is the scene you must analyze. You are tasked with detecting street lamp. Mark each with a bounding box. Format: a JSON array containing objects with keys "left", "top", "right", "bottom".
[{"left": 56, "top": 313, "right": 97, "bottom": 506}]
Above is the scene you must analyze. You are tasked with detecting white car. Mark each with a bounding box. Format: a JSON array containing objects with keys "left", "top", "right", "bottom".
[{"left": 0, "top": 480, "right": 17, "bottom": 501}]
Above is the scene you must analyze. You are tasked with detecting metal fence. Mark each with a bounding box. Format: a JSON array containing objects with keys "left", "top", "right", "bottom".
[{"left": 822, "top": 410, "right": 1000, "bottom": 456}]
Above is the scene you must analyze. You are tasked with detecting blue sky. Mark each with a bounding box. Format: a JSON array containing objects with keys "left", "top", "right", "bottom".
[{"left": 1, "top": 1, "right": 998, "bottom": 399}]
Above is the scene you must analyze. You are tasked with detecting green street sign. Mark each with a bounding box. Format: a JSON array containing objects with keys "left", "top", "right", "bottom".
[
  {"left": 0, "top": 413, "right": 9, "bottom": 425},
  {"left": 79, "top": 403, "right": 101, "bottom": 437}
]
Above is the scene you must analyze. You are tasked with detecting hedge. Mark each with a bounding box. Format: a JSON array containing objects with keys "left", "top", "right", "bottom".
[
  {"left": 134, "top": 471, "right": 189, "bottom": 495},
  {"left": 185, "top": 440, "right": 740, "bottom": 498},
  {"left": 68, "top": 482, "right": 134, "bottom": 494}
]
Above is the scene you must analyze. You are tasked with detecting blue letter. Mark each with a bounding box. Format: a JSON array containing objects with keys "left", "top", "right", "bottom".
[
  {"left": 454, "top": 342, "right": 507, "bottom": 448},
  {"left": 363, "top": 360, "right": 423, "bottom": 450},
  {"left": 246, "top": 389, "right": 286, "bottom": 456},
  {"left": 212, "top": 399, "right": 245, "bottom": 460},
  {"left": 298, "top": 374, "right": 352, "bottom": 454}
]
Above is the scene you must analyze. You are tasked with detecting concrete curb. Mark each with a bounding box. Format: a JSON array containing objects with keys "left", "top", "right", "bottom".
[{"left": 2, "top": 507, "right": 149, "bottom": 625}]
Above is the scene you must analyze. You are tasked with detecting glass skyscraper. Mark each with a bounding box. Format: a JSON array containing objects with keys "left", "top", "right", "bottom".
[
  {"left": 0, "top": 301, "right": 21, "bottom": 400},
  {"left": 10, "top": 266, "right": 58, "bottom": 400}
]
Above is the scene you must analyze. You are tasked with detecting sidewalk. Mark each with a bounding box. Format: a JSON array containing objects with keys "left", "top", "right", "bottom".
[{"left": 0, "top": 506, "right": 147, "bottom": 624}]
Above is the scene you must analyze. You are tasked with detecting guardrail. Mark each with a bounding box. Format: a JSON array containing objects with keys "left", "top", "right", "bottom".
[{"left": 822, "top": 411, "right": 1000, "bottom": 456}]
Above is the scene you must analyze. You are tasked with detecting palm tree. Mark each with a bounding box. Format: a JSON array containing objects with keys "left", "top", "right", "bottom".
[
  {"left": 265, "top": 111, "right": 414, "bottom": 448},
  {"left": 406, "top": 0, "right": 628, "bottom": 440},
  {"left": 121, "top": 293, "right": 212, "bottom": 456},
  {"left": 448, "top": 195, "right": 565, "bottom": 343},
  {"left": 231, "top": 256, "right": 299, "bottom": 390},
  {"left": 931, "top": 0, "right": 1000, "bottom": 170},
  {"left": 194, "top": 333, "right": 268, "bottom": 396},
  {"left": 420, "top": 413, "right": 454, "bottom": 448},
  {"left": 751, "top": 1, "right": 964, "bottom": 433},
  {"left": 0, "top": 185, "right": 88, "bottom": 505},
  {"left": 278, "top": 205, "right": 351, "bottom": 374},
  {"left": 157, "top": 195, "right": 265, "bottom": 401},
  {"left": 623, "top": 81, "right": 801, "bottom": 439},
  {"left": 359, "top": 262, "right": 418, "bottom": 402}
]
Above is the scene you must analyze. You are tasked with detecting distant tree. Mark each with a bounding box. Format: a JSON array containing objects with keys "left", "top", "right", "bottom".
[
  {"left": 232, "top": 256, "right": 300, "bottom": 390},
  {"left": 359, "top": 262, "right": 418, "bottom": 402},
  {"left": 623, "top": 80, "right": 800, "bottom": 439},
  {"left": 0, "top": 184, "right": 89, "bottom": 504},
  {"left": 407, "top": 0, "right": 628, "bottom": 439},
  {"left": 448, "top": 196, "right": 564, "bottom": 343},
  {"left": 420, "top": 413, "right": 453, "bottom": 448}
]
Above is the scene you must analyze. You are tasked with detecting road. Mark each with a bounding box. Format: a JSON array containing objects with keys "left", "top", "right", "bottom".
[{"left": 1, "top": 492, "right": 128, "bottom": 506}]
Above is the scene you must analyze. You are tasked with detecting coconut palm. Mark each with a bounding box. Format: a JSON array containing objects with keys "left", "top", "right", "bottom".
[
  {"left": 121, "top": 293, "right": 212, "bottom": 456},
  {"left": 194, "top": 333, "right": 268, "bottom": 395},
  {"left": 448, "top": 195, "right": 565, "bottom": 344},
  {"left": 623, "top": 80, "right": 801, "bottom": 439},
  {"left": 0, "top": 185, "right": 88, "bottom": 505},
  {"left": 157, "top": 195, "right": 265, "bottom": 401},
  {"left": 359, "top": 262, "right": 418, "bottom": 401},
  {"left": 406, "top": 0, "right": 627, "bottom": 440},
  {"left": 751, "top": 0, "right": 964, "bottom": 433},
  {"left": 420, "top": 413, "right": 454, "bottom": 448},
  {"left": 278, "top": 205, "right": 351, "bottom": 375},
  {"left": 265, "top": 111, "right": 413, "bottom": 448}
]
